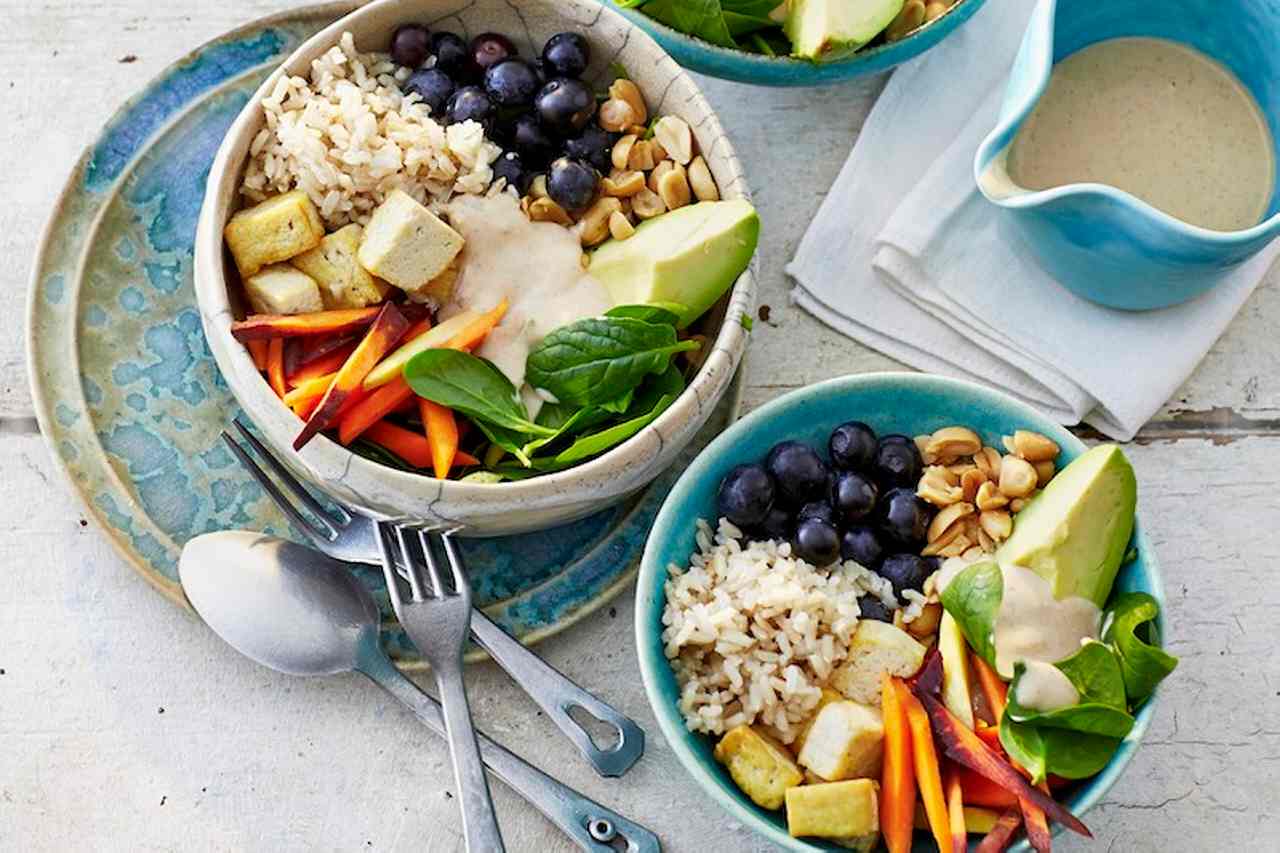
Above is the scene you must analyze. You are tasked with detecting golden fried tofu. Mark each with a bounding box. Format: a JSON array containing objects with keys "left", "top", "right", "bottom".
[
  {"left": 786, "top": 779, "right": 880, "bottom": 843},
  {"left": 358, "top": 189, "right": 463, "bottom": 292},
  {"left": 290, "top": 224, "right": 391, "bottom": 309},
  {"left": 713, "top": 725, "right": 803, "bottom": 810},
  {"left": 224, "top": 190, "right": 325, "bottom": 278},
  {"left": 831, "top": 621, "right": 927, "bottom": 706},
  {"left": 797, "top": 701, "right": 884, "bottom": 782},
  {"left": 793, "top": 687, "right": 845, "bottom": 756},
  {"left": 242, "top": 264, "right": 324, "bottom": 316}
]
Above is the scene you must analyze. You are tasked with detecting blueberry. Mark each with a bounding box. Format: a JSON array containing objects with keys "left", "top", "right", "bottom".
[
  {"left": 510, "top": 114, "right": 558, "bottom": 167},
  {"left": 471, "top": 32, "right": 518, "bottom": 73},
  {"left": 534, "top": 78, "right": 596, "bottom": 136},
  {"left": 858, "top": 595, "right": 896, "bottom": 623},
  {"left": 542, "top": 32, "right": 591, "bottom": 78},
  {"left": 764, "top": 441, "right": 829, "bottom": 508},
  {"left": 831, "top": 471, "right": 878, "bottom": 525},
  {"left": 445, "top": 85, "right": 494, "bottom": 127},
  {"left": 391, "top": 24, "right": 432, "bottom": 68},
  {"left": 877, "top": 488, "right": 934, "bottom": 548},
  {"left": 840, "top": 525, "right": 885, "bottom": 569},
  {"left": 877, "top": 554, "right": 932, "bottom": 603},
  {"left": 492, "top": 151, "right": 530, "bottom": 194},
  {"left": 430, "top": 32, "right": 470, "bottom": 77},
  {"left": 829, "top": 421, "right": 878, "bottom": 472},
  {"left": 717, "top": 463, "right": 775, "bottom": 528},
  {"left": 546, "top": 157, "right": 598, "bottom": 210},
  {"left": 797, "top": 501, "right": 836, "bottom": 526},
  {"left": 484, "top": 60, "right": 541, "bottom": 108},
  {"left": 794, "top": 519, "right": 841, "bottom": 567},
  {"left": 563, "top": 125, "right": 616, "bottom": 173},
  {"left": 873, "top": 435, "right": 924, "bottom": 489},
  {"left": 404, "top": 68, "right": 455, "bottom": 116},
  {"left": 754, "top": 506, "right": 794, "bottom": 542}
]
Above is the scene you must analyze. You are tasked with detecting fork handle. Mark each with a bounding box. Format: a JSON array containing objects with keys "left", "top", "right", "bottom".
[
  {"left": 357, "top": 644, "right": 661, "bottom": 853},
  {"left": 435, "top": 664, "right": 506, "bottom": 853},
  {"left": 470, "top": 610, "right": 645, "bottom": 778}
]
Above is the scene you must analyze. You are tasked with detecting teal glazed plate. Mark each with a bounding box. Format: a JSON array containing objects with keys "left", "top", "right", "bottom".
[
  {"left": 635, "top": 373, "right": 1167, "bottom": 851},
  {"left": 26, "top": 2, "right": 743, "bottom": 668}
]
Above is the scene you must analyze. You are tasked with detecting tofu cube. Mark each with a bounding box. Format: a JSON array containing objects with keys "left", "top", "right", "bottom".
[
  {"left": 404, "top": 260, "right": 460, "bottom": 306},
  {"left": 831, "top": 621, "right": 927, "bottom": 706},
  {"left": 291, "top": 224, "right": 391, "bottom": 309},
  {"left": 357, "top": 190, "right": 464, "bottom": 293},
  {"left": 224, "top": 190, "right": 326, "bottom": 277},
  {"left": 785, "top": 779, "right": 880, "bottom": 842},
  {"left": 797, "top": 701, "right": 884, "bottom": 782},
  {"left": 793, "top": 687, "right": 845, "bottom": 756},
  {"left": 713, "top": 725, "right": 804, "bottom": 810},
  {"left": 242, "top": 264, "right": 324, "bottom": 315}
]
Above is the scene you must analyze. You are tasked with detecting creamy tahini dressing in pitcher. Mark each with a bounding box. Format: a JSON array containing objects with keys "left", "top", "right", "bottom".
[{"left": 1007, "top": 37, "right": 1275, "bottom": 232}]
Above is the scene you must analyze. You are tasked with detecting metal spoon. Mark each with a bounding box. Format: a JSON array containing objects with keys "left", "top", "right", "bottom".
[{"left": 179, "top": 531, "right": 660, "bottom": 853}]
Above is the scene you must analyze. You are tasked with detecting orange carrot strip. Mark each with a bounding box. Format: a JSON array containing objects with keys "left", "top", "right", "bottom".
[
  {"left": 338, "top": 377, "right": 415, "bottom": 446},
  {"left": 897, "top": 680, "right": 951, "bottom": 853},
  {"left": 267, "top": 339, "right": 287, "bottom": 398},
  {"left": 283, "top": 372, "right": 337, "bottom": 417},
  {"left": 231, "top": 307, "right": 381, "bottom": 342},
  {"left": 363, "top": 421, "right": 477, "bottom": 471},
  {"left": 289, "top": 344, "right": 356, "bottom": 387},
  {"left": 445, "top": 299, "right": 508, "bottom": 351},
  {"left": 295, "top": 303, "right": 409, "bottom": 450},
  {"left": 975, "top": 807, "right": 1024, "bottom": 853},
  {"left": 880, "top": 674, "right": 917, "bottom": 853},
  {"left": 1019, "top": 782, "right": 1052, "bottom": 853},
  {"left": 420, "top": 399, "right": 459, "bottom": 479},
  {"left": 971, "top": 652, "right": 1008, "bottom": 722},
  {"left": 945, "top": 767, "right": 968, "bottom": 853},
  {"left": 959, "top": 768, "right": 1019, "bottom": 809},
  {"left": 247, "top": 339, "right": 270, "bottom": 372}
]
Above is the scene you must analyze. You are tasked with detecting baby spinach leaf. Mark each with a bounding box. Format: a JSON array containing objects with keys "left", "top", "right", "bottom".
[
  {"left": 1055, "top": 640, "right": 1129, "bottom": 710},
  {"left": 722, "top": 10, "right": 775, "bottom": 37},
  {"left": 404, "top": 350, "right": 554, "bottom": 437},
  {"left": 551, "top": 390, "right": 679, "bottom": 465},
  {"left": 1000, "top": 717, "right": 1121, "bottom": 782},
  {"left": 633, "top": 0, "right": 738, "bottom": 48},
  {"left": 522, "top": 405, "right": 610, "bottom": 458},
  {"left": 938, "top": 559, "right": 1003, "bottom": 668},
  {"left": 998, "top": 717, "right": 1048, "bottom": 784},
  {"left": 474, "top": 420, "right": 534, "bottom": 467},
  {"left": 1103, "top": 592, "right": 1178, "bottom": 704},
  {"left": 606, "top": 303, "right": 687, "bottom": 327},
  {"left": 1005, "top": 661, "right": 1135, "bottom": 739},
  {"left": 600, "top": 389, "right": 636, "bottom": 415},
  {"left": 526, "top": 317, "right": 699, "bottom": 407}
]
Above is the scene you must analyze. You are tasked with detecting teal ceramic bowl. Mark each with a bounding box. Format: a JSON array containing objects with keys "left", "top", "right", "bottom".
[
  {"left": 975, "top": 0, "right": 1280, "bottom": 310},
  {"left": 603, "top": 0, "right": 988, "bottom": 87},
  {"left": 635, "top": 373, "right": 1166, "bottom": 851}
]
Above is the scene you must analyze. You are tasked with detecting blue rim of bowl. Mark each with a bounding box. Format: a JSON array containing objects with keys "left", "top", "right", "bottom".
[
  {"left": 635, "top": 371, "right": 1166, "bottom": 851},
  {"left": 604, "top": 0, "right": 990, "bottom": 86}
]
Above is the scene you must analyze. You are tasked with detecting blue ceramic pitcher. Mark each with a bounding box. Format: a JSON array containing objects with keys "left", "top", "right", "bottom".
[{"left": 974, "top": 0, "right": 1280, "bottom": 310}]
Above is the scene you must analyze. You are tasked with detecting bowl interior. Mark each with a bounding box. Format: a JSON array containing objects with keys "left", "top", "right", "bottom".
[{"left": 636, "top": 373, "right": 1165, "bottom": 851}]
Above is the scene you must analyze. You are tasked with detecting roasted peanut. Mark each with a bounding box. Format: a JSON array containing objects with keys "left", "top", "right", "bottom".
[
  {"left": 961, "top": 468, "right": 986, "bottom": 503},
  {"left": 915, "top": 435, "right": 937, "bottom": 465},
  {"left": 528, "top": 173, "right": 549, "bottom": 199},
  {"left": 631, "top": 187, "right": 667, "bottom": 219},
  {"left": 886, "top": 0, "right": 926, "bottom": 41},
  {"left": 598, "top": 98, "right": 638, "bottom": 133},
  {"left": 688, "top": 155, "right": 719, "bottom": 201},
  {"left": 608, "top": 211, "right": 635, "bottom": 241},
  {"left": 922, "top": 519, "right": 965, "bottom": 555},
  {"left": 973, "top": 446, "right": 1003, "bottom": 478},
  {"left": 923, "top": 465, "right": 960, "bottom": 486},
  {"left": 918, "top": 472, "right": 963, "bottom": 507},
  {"left": 657, "top": 165, "right": 692, "bottom": 211},
  {"left": 575, "top": 197, "right": 623, "bottom": 247},
  {"left": 609, "top": 78, "right": 648, "bottom": 126},
  {"left": 979, "top": 509, "right": 1013, "bottom": 542},
  {"left": 612, "top": 134, "right": 638, "bottom": 171},
  {"left": 602, "top": 170, "right": 646, "bottom": 197},
  {"left": 1013, "top": 430, "right": 1061, "bottom": 463},
  {"left": 1034, "top": 459, "right": 1056, "bottom": 488},
  {"left": 924, "top": 1, "right": 949, "bottom": 22},
  {"left": 928, "top": 502, "right": 974, "bottom": 543},
  {"left": 907, "top": 603, "right": 943, "bottom": 639},
  {"left": 627, "top": 139, "right": 658, "bottom": 172},
  {"left": 938, "top": 534, "right": 973, "bottom": 558},
  {"left": 975, "top": 480, "right": 1009, "bottom": 511},
  {"left": 654, "top": 115, "right": 694, "bottom": 165},
  {"left": 1002, "top": 434, "right": 1018, "bottom": 455},
  {"left": 926, "top": 426, "right": 982, "bottom": 459},
  {"left": 528, "top": 197, "right": 572, "bottom": 226},
  {"left": 648, "top": 159, "right": 675, "bottom": 194},
  {"left": 998, "top": 456, "right": 1038, "bottom": 498},
  {"left": 963, "top": 544, "right": 987, "bottom": 561}
]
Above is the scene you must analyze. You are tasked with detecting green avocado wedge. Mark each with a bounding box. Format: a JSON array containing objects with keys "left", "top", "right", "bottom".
[
  {"left": 784, "top": 0, "right": 906, "bottom": 61},
  {"left": 588, "top": 199, "right": 759, "bottom": 329}
]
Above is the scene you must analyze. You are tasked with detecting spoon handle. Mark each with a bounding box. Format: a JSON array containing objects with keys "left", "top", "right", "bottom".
[
  {"left": 358, "top": 646, "right": 661, "bottom": 853},
  {"left": 469, "top": 610, "right": 645, "bottom": 777}
]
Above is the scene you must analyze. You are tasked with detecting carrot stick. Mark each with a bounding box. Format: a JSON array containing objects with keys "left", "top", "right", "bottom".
[
  {"left": 976, "top": 807, "right": 1024, "bottom": 853},
  {"left": 1020, "top": 782, "right": 1053, "bottom": 853},
  {"left": 420, "top": 399, "right": 459, "bottom": 479},
  {"left": 231, "top": 307, "right": 381, "bottom": 341},
  {"left": 897, "top": 680, "right": 951, "bottom": 853},
  {"left": 880, "top": 675, "right": 916, "bottom": 853},
  {"left": 338, "top": 377, "right": 415, "bottom": 446},
  {"left": 971, "top": 652, "right": 1008, "bottom": 722},
  {"left": 945, "top": 766, "right": 968, "bottom": 853},
  {"left": 446, "top": 299, "right": 508, "bottom": 351},
  {"left": 283, "top": 372, "right": 337, "bottom": 418},
  {"left": 295, "top": 303, "right": 409, "bottom": 450},
  {"left": 289, "top": 344, "right": 355, "bottom": 387},
  {"left": 266, "top": 338, "right": 287, "bottom": 398},
  {"left": 247, "top": 339, "right": 270, "bottom": 372},
  {"left": 959, "top": 767, "right": 1019, "bottom": 809},
  {"left": 363, "top": 421, "right": 477, "bottom": 470}
]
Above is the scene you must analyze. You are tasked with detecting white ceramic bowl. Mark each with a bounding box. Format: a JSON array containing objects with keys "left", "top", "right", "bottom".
[{"left": 194, "top": 0, "right": 756, "bottom": 536}]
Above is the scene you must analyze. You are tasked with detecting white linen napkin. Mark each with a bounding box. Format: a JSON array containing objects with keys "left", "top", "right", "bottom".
[{"left": 786, "top": 0, "right": 1280, "bottom": 440}]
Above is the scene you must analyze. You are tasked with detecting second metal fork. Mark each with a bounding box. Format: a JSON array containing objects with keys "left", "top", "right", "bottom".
[{"left": 223, "top": 420, "right": 645, "bottom": 778}]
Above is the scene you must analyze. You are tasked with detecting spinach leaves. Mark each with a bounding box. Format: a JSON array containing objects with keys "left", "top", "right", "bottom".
[
  {"left": 1103, "top": 592, "right": 1179, "bottom": 704},
  {"left": 938, "top": 559, "right": 1003, "bottom": 667},
  {"left": 621, "top": 0, "right": 786, "bottom": 52}
]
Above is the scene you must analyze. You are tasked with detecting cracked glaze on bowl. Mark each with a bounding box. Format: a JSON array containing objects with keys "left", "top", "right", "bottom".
[{"left": 195, "top": 0, "right": 756, "bottom": 536}]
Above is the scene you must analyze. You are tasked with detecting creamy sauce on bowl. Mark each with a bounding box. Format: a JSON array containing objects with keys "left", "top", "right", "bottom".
[
  {"left": 1007, "top": 37, "right": 1276, "bottom": 232},
  {"left": 1015, "top": 658, "right": 1081, "bottom": 713},
  {"left": 443, "top": 193, "right": 613, "bottom": 411}
]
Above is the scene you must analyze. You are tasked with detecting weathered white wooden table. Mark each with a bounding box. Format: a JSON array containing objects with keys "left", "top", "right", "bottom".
[{"left": 4, "top": 3, "right": 1278, "bottom": 851}]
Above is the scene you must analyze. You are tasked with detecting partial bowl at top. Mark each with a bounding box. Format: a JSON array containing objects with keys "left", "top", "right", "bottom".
[
  {"left": 604, "top": 0, "right": 988, "bottom": 87},
  {"left": 194, "top": 0, "right": 755, "bottom": 536},
  {"left": 635, "top": 372, "right": 1166, "bottom": 851}
]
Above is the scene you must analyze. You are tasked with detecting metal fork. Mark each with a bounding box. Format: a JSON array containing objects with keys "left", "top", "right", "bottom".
[
  {"left": 379, "top": 525, "right": 503, "bottom": 853},
  {"left": 223, "top": 420, "right": 645, "bottom": 778}
]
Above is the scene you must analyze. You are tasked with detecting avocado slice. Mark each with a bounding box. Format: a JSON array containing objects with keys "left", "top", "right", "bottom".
[
  {"left": 784, "top": 0, "right": 906, "bottom": 61},
  {"left": 997, "top": 445, "right": 1137, "bottom": 607},
  {"left": 588, "top": 200, "right": 759, "bottom": 329}
]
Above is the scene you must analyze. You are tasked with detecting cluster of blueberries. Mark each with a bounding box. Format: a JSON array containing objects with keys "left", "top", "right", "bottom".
[
  {"left": 390, "top": 25, "right": 614, "bottom": 212},
  {"left": 715, "top": 422, "right": 942, "bottom": 622}
]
